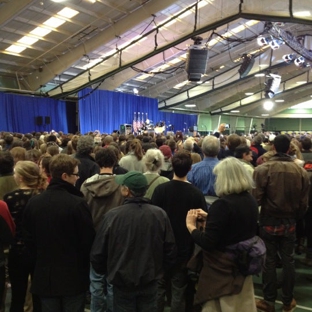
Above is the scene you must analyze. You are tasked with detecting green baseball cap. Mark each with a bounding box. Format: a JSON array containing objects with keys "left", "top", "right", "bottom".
[{"left": 115, "top": 171, "right": 148, "bottom": 191}]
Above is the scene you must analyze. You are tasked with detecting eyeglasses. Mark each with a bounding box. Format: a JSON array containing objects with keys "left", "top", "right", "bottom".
[{"left": 71, "top": 172, "right": 79, "bottom": 176}]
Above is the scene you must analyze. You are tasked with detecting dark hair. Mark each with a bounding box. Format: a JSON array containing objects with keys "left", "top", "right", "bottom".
[
  {"left": 227, "top": 134, "right": 242, "bottom": 152},
  {"left": 234, "top": 145, "right": 251, "bottom": 159},
  {"left": 301, "top": 137, "right": 312, "bottom": 151},
  {"left": 25, "top": 149, "right": 42, "bottom": 164},
  {"left": 39, "top": 154, "right": 52, "bottom": 177},
  {"left": 49, "top": 154, "right": 80, "bottom": 179},
  {"left": 47, "top": 135, "right": 57, "bottom": 143},
  {"left": 274, "top": 135, "right": 291, "bottom": 153},
  {"left": 0, "top": 151, "right": 14, "bottom": 175},
  {"left": 95, "top": 148, "right": 117, "bottom": 168},
  {"left": 172, "top": 150, "right": 192, "bottom": 178}
]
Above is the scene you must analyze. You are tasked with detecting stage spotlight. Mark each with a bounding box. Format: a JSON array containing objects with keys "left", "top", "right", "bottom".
[
  {"left": 264, "top": 73, "right": 281, "bottom": 98},
  {"left": 257, "top": 36, "right": 270, "bottom": 46},
  {"left": 282, "top": 54, "right": 295, "bottom": 63},
  {"left": 263, "top": 100, "right": 274, "bottom": 110},
  {"left": 269, "top": 39, "right": 281, "bottom": 50},
  {"left": 238, "top": 54, "right": 255, "bottom": 78},
  {"left": 133, "top": 88, "right": 139, "bottom": 94},
  {"left": 294, "top": 56, "right": 307, "bottom": 68}
]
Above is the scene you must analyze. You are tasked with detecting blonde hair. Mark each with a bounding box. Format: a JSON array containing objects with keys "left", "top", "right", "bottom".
[
  {"left": 15, "top": 160, "right": 47, "bottom": 192},
  {"left": 213, "top": 157, "right": 254, "bottom": 197},
  {"left": 143, "top": 148, "right": 164, "bottom": 172}
]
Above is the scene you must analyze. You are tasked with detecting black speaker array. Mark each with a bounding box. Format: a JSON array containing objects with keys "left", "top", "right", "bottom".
[
  {"left": 185, "top": 49, "right": 209, "bottom": 82},
  {"left": 35, "top": 116, "right": 51, "bottom": 126}
]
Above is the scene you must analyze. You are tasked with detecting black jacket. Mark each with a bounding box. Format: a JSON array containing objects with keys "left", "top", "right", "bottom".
[
  {"left": 90, "top": 197, "right": 177, "bottom": 289},
  {"left": 23, "top": 178, "right": 95, "bottom": 296}
]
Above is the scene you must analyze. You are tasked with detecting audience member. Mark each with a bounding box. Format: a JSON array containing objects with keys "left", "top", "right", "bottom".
[
  {"left": 4, "top": 160, "right": 47, "bottom": 312},
  {"left": 23, "top": 154, "right": 95, "bottom": 312},
  {"left": 151, "top": 150, "right": 207, "bottom": 312},
  {"left": 119, "top": 139, "right": 145, "bottom": 172},
  {"left": 0, "top": 151, "right": 18, "bottom": 200},
  {"left": 91, "top": 171, "right": 176, "bottom": 312},
  {"left": 253, "top": 135, "right": 310, "bottom": 312},
  {"left": 186, "top": 157, "right": 259, "bottom": 312},
  {"left": 187, "top": 136, "right": 219, "bottom": 196}
]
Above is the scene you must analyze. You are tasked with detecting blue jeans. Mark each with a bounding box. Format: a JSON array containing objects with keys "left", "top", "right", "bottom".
[
  {"left": 40, "top": 292, "right": 85, "bottom": 312},
  {"left": 89, "top": 266, "right": 113, "bottom": 312},
  {"left": 260, "top": 228, "right": 296, "bottom": 306},
  {"left": 113, "top": 281, "right": 158, "bottom": 312},
  {"left": 157, "top": 265, "right": 188, "bottom": 312}
]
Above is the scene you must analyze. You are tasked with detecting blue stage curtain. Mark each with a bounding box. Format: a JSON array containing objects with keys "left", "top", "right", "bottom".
[
  {"left": 78, "top": 89, "right": 197, "bottom": 134},
  {"left": 0, "top": 92, "right": 68, "bottom": 133}
]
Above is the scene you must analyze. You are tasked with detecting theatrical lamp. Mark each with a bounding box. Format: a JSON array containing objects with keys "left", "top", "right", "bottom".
[
  {"left": 257, "top": 35, "right": 271, "bottom": 46},
  {"left": 269, "top": 39, "right": 282, "bottom": 50},
  {"left": 294, "top": 56, "right": 307, "bottom": 68},
  {"left": 282, "top": 54, "right": 295, "bottom": 63},
  {"left": 264, "top": 73, "right": 281, "bottom": 99},
  {"left": 263, "top": 100, "right": 274, "bottom": 110},
  {"left": 238, "top": 54, "right": 255, "bottom": 78}
]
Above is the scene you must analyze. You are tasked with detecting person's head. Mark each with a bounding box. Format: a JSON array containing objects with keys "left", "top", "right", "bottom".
[
  {"left": 14, "top": 160, "right": 47, "bottom": 191},
  {"left": 171, "top": 150, "right": 192, "bottom": 178},
  {"left": 167, "top": 139, "right": 176, "bottom": 153},
  {"left": 49, "top": 154, "right": 80, "bottom": 186},
  {"left": 143, "top": 149, "right": 164, "bottom": 172},
  {"left": 70, "top": 135, "right": 79, "bottom": 152},
  {"left": 95, "top": 148, "right": 117, "bottom": 168},
  {"left": 183, "top": 138, "right": 194, "bottom": 152},
  {"left": 301, "top": 137, "right": 312, "bottom": 151},
  {"left": 46, "top": 134, "right": 57, "bottom": 143},
  {"left": 218, "top": 123, "right": 226, "bottom": 133},
  {"left": 129, "top": 139, "right": 143, "bottom": 160},
  {"left": 47, "top": 145, "right": 59, "bottom": 156},
  {"left": 227, "top": 134, "right": 242, "bottom": 152},
  {"left": 10, "top": 147, "right": 26, "bottom": 165},
  {"left": 273, "top": 135, "right": 291, "bottom": 153},
  {"left": 38, "top": 154, "right": 52, "bottom": 177},
  {"left": 252, "top": 135, "right": 263, "bottom": 146},
  {"left": 115, "top": 171, "right": 147, "bottom": 197},
  {"left": 25, "top": 149, "right": 41, "bottom": 164},
  {"left": 234, "top": 145, "right": 253, "bottom": 162},
  {"left": 77, "top": 135, "right": 94, "bottom": 155},
  {"left": 0, "top": 151, "right": 14, "bottom": 175},
  {"left": 159, "top": 145, "right": 172, "bottom": 161},
  {"left": 103, "top": 135, "right": 113, "bottom": 146},
  {"left": 201, "top": 136, "right": 220, "bottom": 157},
  {"left": 213, "top": 157, "right": 254, "bottom": 197}
]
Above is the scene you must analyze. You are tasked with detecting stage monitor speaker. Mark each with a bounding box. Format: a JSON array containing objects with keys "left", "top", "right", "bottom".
[
  {"left": 185, "top": 49, "right": 209, "bottom": 82},
  {"left": 45, "top": 116, "right": 51, "bottom": 125},
  {"left": 35, "top": 116, "right": 43, "bottom": 126}
]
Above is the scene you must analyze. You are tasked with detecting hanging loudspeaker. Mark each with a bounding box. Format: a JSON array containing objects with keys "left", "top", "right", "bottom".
[
  {"left": 45, "top": 116, "right": 51, "bottom": 125},
  {"left": 35, "top": 116, "right": 43, "bottom": 126},
  {"left": 185, "top": 49, "right": 209, "bottom": 82}
]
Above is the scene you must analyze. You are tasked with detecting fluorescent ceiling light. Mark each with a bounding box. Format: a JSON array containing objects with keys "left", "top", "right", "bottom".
[
  {"left": 57, "top": 7, "right": 79, "bottom": 19},
  {"left": 30, "top": 27, "right": 52, "bottom": 37},
  {"left": 17, "top": 36, "right": 39, "bottom": 46},
  {"left": 290, "top": 101, "right": 312, "bottom": 109},
  {"left": 255, "top": 73, "right": 265, "bottom": 77},
  {"left": 185, "top": 104, "right": 196, "bottom": 107},
  {"left": 262, "top": 114, "right": 270, "bottom": 116},
  {"left": 294, "top": 11, "right": 311, "bottom": 17},
  {"left": 44, "top": 17, "right": 66, "bottom": 28},
  {"left": 275, "top": 99, "right": 284, "bottom": 102},
  {"left": 5, "top": 45, "right": 26, "bottom": 53},
  {"left": 51, "top": 0, "right": 65, "bottom": 2},
  {"left": 296, "top": 81, "right": 307, "bottom": 84},
  {"left": 231, "top": 110, "right": 240, "bottom": 113},
  {"left": 245, "top": 92, "right": 254, "bottom": 95}
]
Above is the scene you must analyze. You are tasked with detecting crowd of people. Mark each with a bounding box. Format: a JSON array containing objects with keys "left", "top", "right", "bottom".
[{"left": 0, "top": 126, "right": 310, "bottom": 312}]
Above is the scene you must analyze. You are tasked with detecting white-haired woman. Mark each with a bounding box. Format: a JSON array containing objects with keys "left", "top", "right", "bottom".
[
  {"left": 186, "top": 157, "right": 259, "bottom": 312},
  {"left": 143, "top": 148, "right": 170, "bottom": 199}
]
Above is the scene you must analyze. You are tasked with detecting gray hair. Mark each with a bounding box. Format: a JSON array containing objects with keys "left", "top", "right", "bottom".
[
  {"left": 77, "top": 135, "right": 94, "bottom": 155},
  {"left": 201, "top": 136, "right": 220, "bottom": 157},
  {"left": 213, "top": 157, "right": 254, "bottom": 197},
  {"left": 183, "top": 139, "right": 194, "bottom": 152},
  {"left": 143, "top": 148, "right": 164, "bottom": 172}
]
